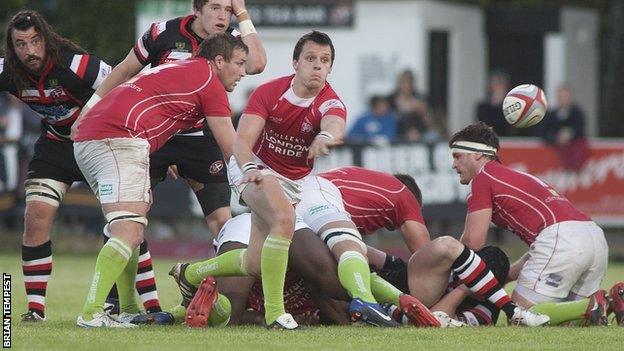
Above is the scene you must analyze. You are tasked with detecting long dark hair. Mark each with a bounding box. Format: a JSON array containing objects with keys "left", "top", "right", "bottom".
[{"left": 3, "top": 10, "right": 85, "bottom": 88}]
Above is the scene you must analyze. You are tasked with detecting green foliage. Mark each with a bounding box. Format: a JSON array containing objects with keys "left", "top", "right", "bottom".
[{"left": 0, "top": 0, "right": 136, "bottom": 65}]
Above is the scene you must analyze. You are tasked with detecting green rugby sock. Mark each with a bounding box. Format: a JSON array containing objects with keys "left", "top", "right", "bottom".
[
  {"left": 531, "top": 298, "right": 589, "bottom": 325},
  {"left": 185, "top": 249, "right": 248, "bottom": 286},
  {"left": 116, "top": 247, "right": 141, "bottom": 314},
  {"left": 370, "top": 272, "right": 402, "bottom": 305},
  {"left": 261, "top": 235, "right": 291, "bottom": 325},
  {"left": 81, "top": 238, "right": 132, "bottom": 320},
  {"left": 337, "top": 251, "right": 376, "bottom": 303}
]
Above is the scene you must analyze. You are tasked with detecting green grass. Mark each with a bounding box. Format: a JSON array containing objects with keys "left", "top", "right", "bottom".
[{"left": 1, "top": 253, "right": 623, "bottom": 351}]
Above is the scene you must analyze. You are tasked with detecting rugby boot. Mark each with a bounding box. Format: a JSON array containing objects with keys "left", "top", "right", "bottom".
[
  {"left": 508, "top": 306, "right": 550, "bottom": 326},
  {"left": 608, "top": 282, "right": 624, "bottom": 326},
  {"left": 399, "top": 294, "right": 441, "bottom": 328},
  {"left": 583, "top": 289, "right": 609, "bottom": 326},
  {"left": 432, "top": 311, "right": 468, "bottom": 327},
  {"left": 185, "top": 277, "right": 218, "bottom": 328},
  {"left": 76, "top": 312, "right": 136, "bottom": 328},
  {"left": 169, "top": 263, "right": 197, "bottom": 307},
  {"left": 103, "top": 297, "right": 120, "bottom": 316},
  {"left": 130, "top": 311, "right": 175, "bottom": 325},
  {"left": 21, "top": 310, "right": 45, "bottom": 322},
  {"left": 267, "top": 313, "right": 300, "bottom": 330},
  {"left": 349, "top": 298, "right": 400, "bottom": 327}
]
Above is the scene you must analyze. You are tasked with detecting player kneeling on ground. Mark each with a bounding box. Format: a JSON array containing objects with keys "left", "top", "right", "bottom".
[{"left": 450, "top": 122, "right": 620, "bottom": 326}]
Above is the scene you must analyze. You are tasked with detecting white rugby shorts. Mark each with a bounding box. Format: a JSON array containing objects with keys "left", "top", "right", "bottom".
[
  {"left": 515, "top": 220, "right": 608, "bottom": 301},
  {"left": 74, "top": 138, "right": 151, "bottom": 204},
  {"left": 296, "top": 175, "right": 352, "bottom": 233},
  {"left": 213, "top": 212, "right": 309, "bottom": 253},
  {"left": 227, "top": 155, "right": 303, "bottom": 205}
]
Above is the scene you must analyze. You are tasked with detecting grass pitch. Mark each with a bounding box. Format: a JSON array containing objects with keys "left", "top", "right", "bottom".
[{"left": 1, "top": 253, "right": 623, "bottom": 351}]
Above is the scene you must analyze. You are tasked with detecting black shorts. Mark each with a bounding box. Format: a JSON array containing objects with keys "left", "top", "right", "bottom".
[
  {"left": 150, "top": 135, "right": 230, "bottom": 215},
  {"left": 27, "top": 135, "right": 84, "bottom": 184}
]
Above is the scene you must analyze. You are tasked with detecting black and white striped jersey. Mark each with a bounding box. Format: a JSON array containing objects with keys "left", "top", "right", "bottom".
[{"left": 0, "top": 50, "right": 111, "bottom": 141}]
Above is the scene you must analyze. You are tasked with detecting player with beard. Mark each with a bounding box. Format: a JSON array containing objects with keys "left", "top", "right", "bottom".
[{"left": 0, "top": 10, "right": 130, "bottom": 322}]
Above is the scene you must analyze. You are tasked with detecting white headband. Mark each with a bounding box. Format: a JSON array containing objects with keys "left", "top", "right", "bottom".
[{"left": 450, "top": 141, "right": 497, "bottom": 156}]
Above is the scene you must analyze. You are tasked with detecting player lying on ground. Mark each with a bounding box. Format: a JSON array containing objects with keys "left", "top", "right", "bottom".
[
  {"left": 295, "top": 167, "right": 440, "bottom": 327},
  {"left": 449, "top": 122, "right": 622, "bottom": 326},
  {"left": 170, "top": 30, "right": 346, "bottom": 330},
  {"left": 406, "top": 237, "right": 549, "bottom": 326},
  {"left": 169, "top": 213, "right": 441, "bottom": 328},
  {"left": 72, "top": 33, "right": 247, "bottom": 328}
]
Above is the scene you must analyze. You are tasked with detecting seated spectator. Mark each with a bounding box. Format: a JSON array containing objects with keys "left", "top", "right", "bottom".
[
  {"left": 348, "top": 95, "right": 397, "bottom": 144},
  {"left": 475, "top": 70, "right": 514, "bottom": 136},
  {"left": 541, "top": 83, "right": 589, "bottom": 170},
  {"left": 388, "top": 69, "right": 437, "bottom": 142}
]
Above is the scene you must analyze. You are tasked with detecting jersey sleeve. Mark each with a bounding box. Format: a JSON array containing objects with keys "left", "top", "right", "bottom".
[
  {"left": 0, "top": 58, "right": 13, "bottom": 92},
  {"left": 200, "top": 79, "right": 231, "bottom": 117},
  {"left": 467, "top": 174, "right": 493, "bottom": 213},
  {"left": 396, "top": 189, "right": 425, "bottom": 224},
  {"left": 133, "top": 22, "right": 165, "bottom": 66},
  {"left": 243, "top": 83, "right": 273, "bottom": 119},
  {"left": 318, "top": 94, "right": 347, "bottom": 120},
  {"left": 68, "top": 54, "right": 112, "bottom": 90}
]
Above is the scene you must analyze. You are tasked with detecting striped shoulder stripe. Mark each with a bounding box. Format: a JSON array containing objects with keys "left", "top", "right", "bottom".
[
  {"left": 70, "top": 54, "right": 90, "bottom": 79},
  {"left": 0, "top": 58, "right": 4, "bottom": 74}
]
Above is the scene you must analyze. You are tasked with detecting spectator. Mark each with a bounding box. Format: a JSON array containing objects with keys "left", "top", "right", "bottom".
[
  {"left": 348, "top": 95, "right": 397, "bottom": 144},
  {"left": 388, "top": 69, "right": 437, "bottom": 142},
  {"left": 541, "top": 83, "right": 589, "bottom": 170},
  {"left": 476, "top": 70, "right": 514, "bottom": 136}
]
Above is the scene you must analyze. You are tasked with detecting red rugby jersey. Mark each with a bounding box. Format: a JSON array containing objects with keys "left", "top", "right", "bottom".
[
  {"left": 244, "top": 75, "right": 346, "bottom": 180},
  {"left": 467, "top": 161, "right": 590, "bottom": 244},
  {"left": 74, "top": 58, "right": 231, "bottom": 152},
  {"left": 319, "top": 167, "right": 424, "bottom": 235}
]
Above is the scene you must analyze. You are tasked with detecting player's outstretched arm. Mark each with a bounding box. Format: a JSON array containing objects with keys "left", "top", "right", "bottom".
[
  {"left": 307, "top": 115, "right": 345, "bottom": 160},
  {"left": 232, "top": 0, "right": 266, "bottom": 74},
  {"left": 459, "top": 208, "right": 492, "bottom": 250},
  {"left": 399, "top": 220, "right": 431, "bottom": 253},
  {"left": 234, "top": 113, "right": 266, "bottom": 183}
]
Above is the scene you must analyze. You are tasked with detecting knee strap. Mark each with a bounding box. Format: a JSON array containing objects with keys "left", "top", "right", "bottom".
[
  {"left": 25, "top": 178, "right": 68, "bottom": 207},
  {"left": 105, "top": 211, "right": 148, "bottom": 227},
  {"left": 319, "top": 227, "right": 366, "bottom": 253}
]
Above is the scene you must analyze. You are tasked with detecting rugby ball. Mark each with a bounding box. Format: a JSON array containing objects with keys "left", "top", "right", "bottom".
[{"left": 502, "top": 84, "right": 548, "bottom": 128}]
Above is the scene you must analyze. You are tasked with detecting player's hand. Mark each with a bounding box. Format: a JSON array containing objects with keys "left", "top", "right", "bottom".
[
  {"left": 241, "top": 169, "right": 263, "bottom": 184},
  {"left": 307, "top": 136, "right": 342, "bottom": 160},
  {"left": 232, "top": 0, "right": 246, "bottom": 16},
  {"left": 167, "top": 165, "right": 180, "bottom": 180}
]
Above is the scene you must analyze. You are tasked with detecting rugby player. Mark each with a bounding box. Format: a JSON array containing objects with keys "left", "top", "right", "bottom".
[
  {"left": 72, "top": 33, "right": 247, "bottom": 327},
  {"left": 0, "top": 10, "right": 121, "bottom": 321},
  {"left": 296, "top": 167, "right": 436, "bottom": 326},
  {"left": 86, "top": 0, "right": 265, "bottom": 312},
  {"left": 170, "top": 30, "right": 346, "bottom": 329},
  {"left": 449, "top": 122, "right": 614, "bottom": 325}
]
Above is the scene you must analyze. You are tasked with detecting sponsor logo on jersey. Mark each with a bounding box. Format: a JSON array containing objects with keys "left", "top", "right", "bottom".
[
  {"left": 301, "top": 118, "right": 313, "bottom": 134},
  {"left": 99, "top": 184, "right": 113, "bottom": 197},
  {"left": 209, "top": 160, "right": 224, "bottom": 174},
  {"left": 318, "top": 99, "right": 345, "bottom": 115},
  {"left": 175, "top": 42, "right": 188, "bottom": 52},
  {"left": 545, "top": 273, "right": 562, "bottom": 288}
]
